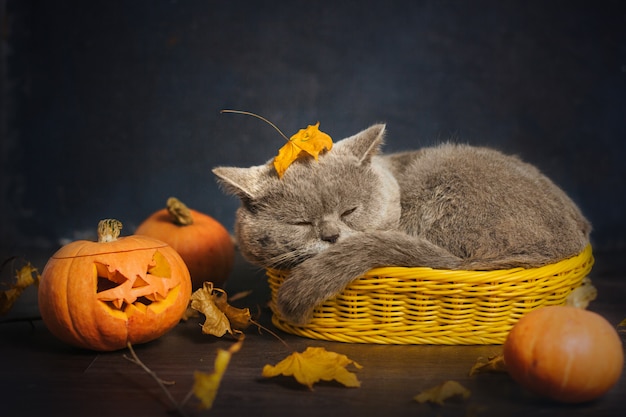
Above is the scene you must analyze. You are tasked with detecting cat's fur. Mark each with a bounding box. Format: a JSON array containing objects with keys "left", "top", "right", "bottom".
[{"left": 213, "top": 124, "right": 591, "bottom": 325}]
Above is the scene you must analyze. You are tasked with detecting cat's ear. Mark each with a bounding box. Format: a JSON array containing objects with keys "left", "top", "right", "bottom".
[
  {"left": 337, "top": 123, "right": 386, "bottom": 164},
  {"left": 212, "top": 164, "right": 273, "bottom": 199}
]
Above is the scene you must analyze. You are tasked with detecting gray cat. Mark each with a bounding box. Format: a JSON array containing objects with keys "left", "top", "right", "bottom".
[{"left": 213, "top": 124, "right": 591, "bottom": 325}]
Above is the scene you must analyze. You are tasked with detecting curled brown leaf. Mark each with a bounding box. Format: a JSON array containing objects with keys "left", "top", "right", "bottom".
[{"left": 190, "top": 282, "right": 251, "bottom": 337}]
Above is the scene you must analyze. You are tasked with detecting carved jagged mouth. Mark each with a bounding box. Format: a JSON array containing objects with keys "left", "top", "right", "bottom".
[
  {"left": 94, "top": 251, "right": 177, "bottom": 312},
  {"left": 96, "top": 274, "right": 161, "bottom": 310}
]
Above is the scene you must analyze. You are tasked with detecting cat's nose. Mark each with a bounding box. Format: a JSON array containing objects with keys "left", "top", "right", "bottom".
[
  {"left": 319, "top": 220, "right": 340, "bottom": 243},
  {"left": 321, "top": 233, "right": 339, "bottom": 244}
]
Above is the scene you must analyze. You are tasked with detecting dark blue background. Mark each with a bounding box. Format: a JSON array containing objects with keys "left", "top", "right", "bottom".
[{"left": 2, "top": 0, "right": 625, "bottom": 258}]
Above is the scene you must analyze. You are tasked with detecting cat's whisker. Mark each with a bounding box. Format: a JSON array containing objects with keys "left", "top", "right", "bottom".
[{"left": 263, "top": 248, "right": 314, "bottom": 270}]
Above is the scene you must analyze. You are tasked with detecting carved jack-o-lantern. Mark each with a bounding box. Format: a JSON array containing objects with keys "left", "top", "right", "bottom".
[{"left": 38, "top": 219, "right": 192, "bottom": 351}]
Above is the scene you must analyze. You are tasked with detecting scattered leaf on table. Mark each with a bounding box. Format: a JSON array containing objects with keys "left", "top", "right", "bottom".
[
  {"left": 0, "top": 263, "right": 40, "bottom": 316},
  {"left": 211, "top": 288, "right": 252, "bottom": 331},
  {"left": 469, "top": 353, "right": 507, "bottom": 376},
  {"left": 413, "top": 380, "right": 471, "bottom": 405},
  {"left": 565, "top": 277, "right": 597, "bottom": 309},
  {"left": 193, "top": 338, "right": 244, "bottom": 410},
  {"left": 180, "top": 306, "right": 199, "bottom": 321},
  {"left": 273, "top": 122, "right": 333, "bottom": 178},
  {"left": 262, "top": 346, "right": 362, "bottom": 390},
  {"left": 190, "top": 282, "right": 251, "bottom": 337},
  {"left": 619, "top": 318, "right": 626, "bottom": 327}
]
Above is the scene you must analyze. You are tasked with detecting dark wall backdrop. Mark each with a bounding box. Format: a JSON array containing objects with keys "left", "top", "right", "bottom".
[{"left": 1, "top": 0, "right": 625, "bottom": 258}]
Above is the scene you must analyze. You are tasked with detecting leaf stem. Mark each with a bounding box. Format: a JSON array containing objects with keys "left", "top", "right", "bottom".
[
  {"left": 220, "top": 109, "right": 290, "bottom": 142},
  {"left": 124, "top": 342, "right": 190, "bottom": 417},
  {"left": 250, "top": 319, "right": 292, "bottom": 351},
  {"left": 179, "top": 389, "right": 195, "bottom": 408}
]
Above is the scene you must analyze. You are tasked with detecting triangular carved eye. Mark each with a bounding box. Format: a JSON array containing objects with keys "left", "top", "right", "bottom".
[
  {"left": 147, "top": 251, "right": 172, "bottom": 278},
  {"left": 130, "top": 277, "right": 153, "bottom": 306},
  {"left": 132, "top": 276, "right": 150, "bottom": 289},
  {"left": 97, "top": 275, "right": 119, "bottom": 293}
]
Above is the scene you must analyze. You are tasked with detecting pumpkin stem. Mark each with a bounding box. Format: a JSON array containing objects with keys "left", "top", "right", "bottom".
[
  {"left": 166, "top": 197, "right": 194, "bottom": 226},
  {"left": 98, "top": 219, "right": 123, "bottom": 242}
]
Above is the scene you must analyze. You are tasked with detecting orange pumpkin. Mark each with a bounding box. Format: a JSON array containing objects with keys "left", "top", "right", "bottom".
[
  {"left": 135, "top": 197, "right": 234, "bottom": 289},
  {"left": 503, "top": 305, "right": 623, "bottom": 403},
  {"left": 38, "top": 219, "right": 192, "bottom": 351}
]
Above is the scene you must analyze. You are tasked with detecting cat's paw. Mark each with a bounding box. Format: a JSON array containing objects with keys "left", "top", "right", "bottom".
[
  {"left": 276, "top": 282, "right": 316, "bottom": 325},
  {"left": 275, "top": 260, "right": 338, "bottom": 325},
  {"left": 276, "top": 288, "right": 315, "bottom": 326},
  {"left": 275, "top": 276, "right": 317, "bottom": 325}
]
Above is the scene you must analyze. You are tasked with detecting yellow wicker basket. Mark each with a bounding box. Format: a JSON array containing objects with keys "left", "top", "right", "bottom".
[{"left": 267, "top": 245, "right": 594, "bottom": 345}]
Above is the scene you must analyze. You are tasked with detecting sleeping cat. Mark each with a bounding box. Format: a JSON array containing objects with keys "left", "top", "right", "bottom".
[{"left": 213, "top": 124, "right": 591, "bottom": 325}]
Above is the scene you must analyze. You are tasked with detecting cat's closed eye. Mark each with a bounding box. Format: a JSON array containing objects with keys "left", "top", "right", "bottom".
[
  {"left": 341, "top": 207, "right": 358, "bottom": 218},
  {"left": 291, "top": 220, "right": 313, "bottom": 226}
]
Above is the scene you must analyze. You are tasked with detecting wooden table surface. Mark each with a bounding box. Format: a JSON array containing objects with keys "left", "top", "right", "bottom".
[{"left": 1, "top": 249, "right": 624, "bottom": 417}]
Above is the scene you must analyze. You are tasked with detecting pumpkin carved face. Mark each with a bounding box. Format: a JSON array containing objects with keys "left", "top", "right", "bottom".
[{"left": 39, "top": 219, "right": 192, "bottom": 351}]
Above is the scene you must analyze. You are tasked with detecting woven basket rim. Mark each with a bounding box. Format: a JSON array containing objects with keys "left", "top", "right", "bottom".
[{"left": 267, "top": 245, "right": 594, "bottom": 345}]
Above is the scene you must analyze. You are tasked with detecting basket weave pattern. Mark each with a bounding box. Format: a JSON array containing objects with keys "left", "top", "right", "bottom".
[{"left": 268, "top": 245, "right": 594, "bottom": 345}]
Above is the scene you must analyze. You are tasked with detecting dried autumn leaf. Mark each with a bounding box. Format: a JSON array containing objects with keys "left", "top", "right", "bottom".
[
  {"left": 180, "top": 305, "right": 199, "bottom": 321},
  {"left": 190, "top": 283, "right": 231, "bottom": 336},
  {"left": 262, "top": 346, "right": 362, "bottom": 390},
  {"left": 0, "top": 263, "right": 40, "bottom": 316},
  {"left": 211, "top": 288, "right": 252, "bottom": 331},
  {"left": 190, "top": 282, "right": 251, "bottom": 337},
  {"left": 469, "top": 353, "right": 507, "bottom": 376},
  {"left": 565, "top": 277, "right": 597, "bottom": 309},
  {"left": 193, "top": 338, "right": 243, "bottom": 410},
  {"left": 273, "top": 122, "right": 333, "bottom": 178},
  {"left": 413, "top": 380, "right": 471, "bottom": 405}
]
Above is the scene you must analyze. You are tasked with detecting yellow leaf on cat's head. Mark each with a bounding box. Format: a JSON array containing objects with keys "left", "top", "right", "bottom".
[
  {"left": 273, "top": 122, "right": 333, "bottom": 178},
  {"left": 262, "top": 346, "right": 362, "bottom": 390}
]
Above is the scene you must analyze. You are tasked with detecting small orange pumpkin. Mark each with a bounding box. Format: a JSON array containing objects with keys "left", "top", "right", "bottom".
[
  {"left": 38, "top": 219, "right": 192, "bottom": 351},
  {"left": 135, "top": 197, "right": 234, "bottom": 289},
  {"left": 503, "top": 305, "right": 623, "bottom": 403}
]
